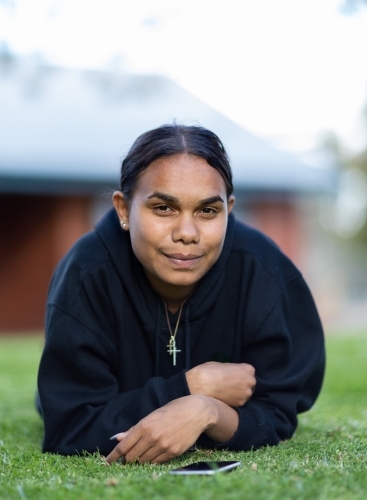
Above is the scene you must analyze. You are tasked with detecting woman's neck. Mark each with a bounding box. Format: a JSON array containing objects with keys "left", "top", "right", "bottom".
[
  {"left": 144, "top": 271, "right": 196, "bottom": 314},
  {"left": 162, "top": 296, "right": 188, "bottom": 315}
]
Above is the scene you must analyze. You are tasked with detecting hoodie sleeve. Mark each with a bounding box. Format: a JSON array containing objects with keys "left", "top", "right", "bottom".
[
  {"left": 38, "top": 307, "right": 190, "bottom": 456},
  {"left": 37, "top": 260, "right": 191, "bottom": 457},
  {"left": 198, "top": 274, "right": 325, "bottom": 451}
]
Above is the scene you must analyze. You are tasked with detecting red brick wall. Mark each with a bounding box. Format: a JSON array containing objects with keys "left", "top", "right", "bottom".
[
  {"left": 0, "top": 195, "right": 91, "bottom": 332},
  {"left": 234, "top": 198, "right": 306, "bottom": 271},
  {"left": 247, "top": 200, "right": 305, "bottom": 269}
]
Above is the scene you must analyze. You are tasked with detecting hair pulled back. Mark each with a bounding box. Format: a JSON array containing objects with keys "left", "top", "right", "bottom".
[{"left": 119, "top": 124, "right": 233, "bottom": 199}]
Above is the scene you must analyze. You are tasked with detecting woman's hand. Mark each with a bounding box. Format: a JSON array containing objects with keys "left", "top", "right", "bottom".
[
  {"left": 106, "top": 395, "right": 217, "bottom": 465},
  {"left": 186, "top": 361, "right": 256, "bottom": 407}
]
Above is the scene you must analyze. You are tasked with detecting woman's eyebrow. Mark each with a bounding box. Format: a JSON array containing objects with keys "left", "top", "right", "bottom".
[
  {"left": 147, "top": 192, "right": 179, "bottom": 203},
  {"left": 147, "top": 192, "right": 225, "bottom": 205},
  {"left": 199, "top": 196, "right": 224, "bottom": 205}
]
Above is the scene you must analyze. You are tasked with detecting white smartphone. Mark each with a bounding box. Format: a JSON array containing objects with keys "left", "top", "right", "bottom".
[{"left": 169, "top": 461, "right": 241, "bottom": 475}]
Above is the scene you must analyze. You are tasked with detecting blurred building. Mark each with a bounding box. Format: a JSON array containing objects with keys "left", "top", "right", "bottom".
[{"left": 0, "top": 58, "right": 330, "bottom": 332}]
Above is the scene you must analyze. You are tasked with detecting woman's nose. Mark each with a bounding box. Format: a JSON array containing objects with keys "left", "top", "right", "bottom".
[{"left": 172, "top": 214, "right": 200, "bottom": 244}]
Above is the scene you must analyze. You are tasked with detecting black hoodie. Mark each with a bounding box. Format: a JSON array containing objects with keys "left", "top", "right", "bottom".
[{"left": 37, "top": 209, "right": 325, "bottom": 456}]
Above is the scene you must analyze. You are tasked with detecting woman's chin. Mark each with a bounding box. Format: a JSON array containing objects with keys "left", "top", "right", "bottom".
[{"left": 164, "top": 268, "right": 208, "bottom": 288}]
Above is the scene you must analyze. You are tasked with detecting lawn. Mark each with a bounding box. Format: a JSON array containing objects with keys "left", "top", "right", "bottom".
[{"left": 0, "top": 333, "right": 366, "bottom": 500}]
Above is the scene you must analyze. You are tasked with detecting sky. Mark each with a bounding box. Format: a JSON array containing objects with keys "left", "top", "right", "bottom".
[{"left": 1, "top": 0, "right": 367, "bottom": 156}]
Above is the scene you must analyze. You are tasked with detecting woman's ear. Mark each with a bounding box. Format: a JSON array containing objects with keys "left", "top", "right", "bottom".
[
  {"left": 112, "top": 191, "right": 130, "bottom": 231},
  {"left": 227, "top": 195, "right": 235, "bottom": 214}
]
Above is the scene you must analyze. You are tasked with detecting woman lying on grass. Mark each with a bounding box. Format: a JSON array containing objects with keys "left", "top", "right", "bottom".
[{"left": 37, "top": 124, "right": 325, "bottom": 465}]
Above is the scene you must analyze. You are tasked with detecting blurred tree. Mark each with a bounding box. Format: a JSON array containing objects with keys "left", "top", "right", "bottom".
[
  {"left": 333, "top": 102, "right": 367, "bottom": 243},
  {"left": 317, "top": 101, "right": 367, "bottom": 314},
  {"left": 346, "top": 104, "right": 367, "bottom": 242},
  {"left": 340, "top": 0, "right": 367, "bottom": 13},
  {"left": 0, "top": 0, "right": 15, "bottom": 60},
  {"left": 318, "top": 100, "right": 367, "bottom": 244}
]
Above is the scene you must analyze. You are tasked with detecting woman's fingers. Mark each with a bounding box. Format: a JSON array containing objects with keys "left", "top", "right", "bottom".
[
  {"left": 186, "top": 362, "right": 256, "bottom": 407},
  {"left": 124, "top": 438, "right": 156, "bottom": 464},
  {"left": 107, "top": 395, "right": 212, "bottom": 465},
  {"left": 127, "top": 446, "right": 169, "bottom": 464},
  {"left": 106, "top": 427, "right": 140, "bottom": 464}
]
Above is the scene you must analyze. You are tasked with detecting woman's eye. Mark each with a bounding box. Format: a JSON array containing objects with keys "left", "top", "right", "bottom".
[
  {"left": 200, "top": 207, "right": 216, "bottom": 215},
  {"left": 155, "top": 205, "right": 172, "bottom": 213}
]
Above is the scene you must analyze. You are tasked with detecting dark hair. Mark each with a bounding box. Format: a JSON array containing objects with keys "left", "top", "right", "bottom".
[{"left": 119, "top": 124, "right": 233, "bottom": 199}]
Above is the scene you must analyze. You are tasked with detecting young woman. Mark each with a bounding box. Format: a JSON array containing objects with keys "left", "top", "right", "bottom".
[{"left": 37, "top": 124, "right": 325, "bottom": 465}]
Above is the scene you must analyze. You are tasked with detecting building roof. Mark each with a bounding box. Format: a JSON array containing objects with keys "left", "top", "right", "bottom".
[{"left": 0, "top": 59, "right": 332, "bottom": 196}]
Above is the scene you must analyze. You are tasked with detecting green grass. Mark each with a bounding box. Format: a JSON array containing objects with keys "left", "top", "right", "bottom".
[{"left": 0, "top": 333, "right": 366, "bottom": 500}]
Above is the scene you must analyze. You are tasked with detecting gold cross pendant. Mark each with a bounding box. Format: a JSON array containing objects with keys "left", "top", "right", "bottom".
[{"left": 166, "top": 336, "right": 181, "bottom": 366}]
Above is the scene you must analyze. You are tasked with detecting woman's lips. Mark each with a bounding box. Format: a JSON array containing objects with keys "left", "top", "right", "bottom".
[{"left": 163, "top": 253, "right": 203, "bottom": 268}]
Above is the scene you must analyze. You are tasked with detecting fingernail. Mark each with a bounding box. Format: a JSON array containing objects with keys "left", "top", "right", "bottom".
[{"left": 110, "top": 432, "right": 125, "bottom": 440}]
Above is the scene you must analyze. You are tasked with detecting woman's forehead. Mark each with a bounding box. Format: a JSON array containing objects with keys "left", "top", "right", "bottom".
[{"left": 134, "top": 154, "right": 227, "bottom": 198}]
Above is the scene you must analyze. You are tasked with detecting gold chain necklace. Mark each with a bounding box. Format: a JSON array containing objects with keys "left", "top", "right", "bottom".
[{"left": 164, "top": 302, "right": 184, "bottom": 366}]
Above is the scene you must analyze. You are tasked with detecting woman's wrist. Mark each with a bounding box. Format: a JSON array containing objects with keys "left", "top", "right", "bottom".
[
  {"left": 185, "top": 366, "right": 203, "bottom": 396},
  {"left": 189, "top": 394, "right": 219, "bottom": 430},
  {"left": 201, "top": 397, "right": 239, "bottom": 443}
]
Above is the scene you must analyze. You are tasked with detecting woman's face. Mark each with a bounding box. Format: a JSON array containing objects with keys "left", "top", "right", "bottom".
[{"left": 113, "top": 154, "right": 234, "bottom": 297}]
